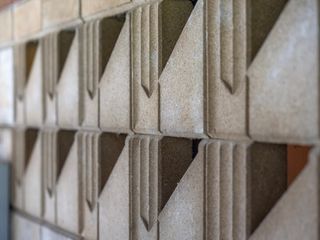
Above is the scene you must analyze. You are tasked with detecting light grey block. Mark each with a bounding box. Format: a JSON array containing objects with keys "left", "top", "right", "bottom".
[
  {"left": 160, "top": 0, "right": 204, "bottom": 137},
  {"left": 131, "top": 1, "right": 193, "bottom": 134},
  {"left": 42, "top": 30, "right": 75, "bottom": 127},
  {"left": 0, "top": 8, "right": 12, "bottom": 45},
  {"left": 42, "top": 0, "right": 80, "bottom": 29},
  {"left": 11, "top": 213, "right": 41, "bottom": 240},
  {"left": 99, "top": 15, "right": 131, "bottom": 133},
  {"left": 129, "top": 135, "right": 193, "bottom": 240},
  {"left": 57, "top": 29, "right": 81, "bottom": 128},
  {"left": 80, "top": 15, "right": 126, "bottom": 130},
  {"left": 99, "top": 135, "right": 129, "bottom": 240},
  {"left": 13, "top": 0, "right": 41, "bottom": 40},
  {"left": 248, "top": 0, "right": 319, "bottom": 144}
]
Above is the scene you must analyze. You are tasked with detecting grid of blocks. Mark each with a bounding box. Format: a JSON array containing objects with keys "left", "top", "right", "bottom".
[{"left": 0, "top": 0, "right": 319, "bottom": 239}]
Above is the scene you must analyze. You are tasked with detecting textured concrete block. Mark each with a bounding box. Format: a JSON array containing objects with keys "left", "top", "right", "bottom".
[
  {"left": 248, "top": 0, "right": 318, "bottom": 144},
  {"left": 81, "top": 0, "right": 130, "bottom": 18},
  {"left": 250, "top": 147, "right": 319, "bottom": 240},
  {"left": 24, "top": 41, "right": 43, "bottom": 127},
  {"left": 0, "top": 7, "right": 12, "bottom": 45},
  {"left": 0, "top": 47, "right": 14, "bottom": 126},
  {"left": 57, "top": 28, "right": 81, "bottom": 128},
  {"left": 131, "top": 0, "right": 193, "bottom": 134},
  {"left": 42, "top": 0, "right": 80, "bottom": 29},
  {"left": 12, "top": 213, "right": 41, "bottom": 240},
  {"left": 41, "top": 226, "right": 75, "bottom": 240},
  {"left": 23, "top": 129, "right": 42, "bottom": 218},
  {"left": 14, "top": 41, "right": 43, "bottom": 126},
  {"left": 43, "top": 130, "right": 82, "bottom": 233},
  {"left": 13, "top": 0, "right": 41, "bottom": 40},
  {"left": 42, "top": 129, "right": 57, "bottom": 224},
  {"left": 129, "top": 135, "right": 194, "bottom": 240},
  {"left": 56, "top": 131, "right": 81, "bottom": 234},
  {"left": 98, "top": 134, "right": 128, "bottom": 240},
  {"left": 99, "top": 15, "right": 130, "bottom": 132},
  {"left": 160, "top": 0, "right": 203, "bottom": 137},
  {"left": 157, "top": 139, "right": 287, "bottom": 240},
  {"left": 12, "top": 128, "right": 40, "bottom": 213},
  {"left": 80, "top": 15, "right": 126, "bottom": 130},
  {"left": 42, "top": 30, "right": 74, "bottom": 126}
]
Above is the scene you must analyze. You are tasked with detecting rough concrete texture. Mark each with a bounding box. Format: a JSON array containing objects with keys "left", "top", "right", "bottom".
[
  {"left": 250, "top": 148, "right": 319, "bottom": 240},
  {"left": 99, "top": 16, "right": 130, "bottom": 132},
  {"left": 42, "top": 0, "right": 80, "bottom": 29},
  {"left": 55, "top": 131, "right": 80, "bottom": 234},
  {"left": 13, "top": 0, "right": 41, "bottom": 39},
  {"left": 3, "top": 0, "right": 319, "bottom": 239},
  {"left": 0, "top": 7, "right": 12, "bottom": 45},
  {"left": 25, "top": 41, "right": 43, "bottom": 127},
  {"left": 81, "top": 0, "right": 130, "bottom": 18},
  {"left": 81, "top": 15, "right": 126, "bottom": 130},
  {"left": 12, "top": 213, "right": 41, "bottom": 240},
  {"left": 42, "top": 30, "right": 75, "bottom": 126},
  {"left": 99, "top": 137, "right": 129, "bottom": 240},
  {"left": 57, "top": 29, "right": 81, "bottom": 128},
  {"left": 131, "top": 0, "right": 193, "bottom": 134},
  {"left": 248, "top": 0, "right": 319, "bottom": 144},
  {"left": 0, "top": 47, "right": 14, "bottom": 126},
  {"left": 160, "top": 0, "right": 204, "bottom": 137},
  {"left": 23, "top": 130, "right": 42, "bottom": 218}
]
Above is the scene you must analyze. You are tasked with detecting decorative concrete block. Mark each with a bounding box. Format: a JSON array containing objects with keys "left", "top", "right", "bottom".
[
  {"left": 42, "top": 30, "right": 74, "bottom": 126},
  {"left": 13, "top": 0, "right": 41, "bottom": 40},
  {"left": 158, "top": 139, "right": 287, "bottom": 240},
  {"left": 99, "top": 15, "right": 130, "bottom": 132},
  {"left": 41, "top": 226, "right": 75, "bottom": 240},
  {"left": 160, "top": 0, "right": 203, "bottom": 137},
  {"left": 11, "top": 128, "right": 25, "bottom": 210},
  {"left": 11, "top": 213, "right": 41, "bottom": 240},
  {"left": 0, "top": 7, "right": 12, "bottom": 45},
  {"left": 250, "top": 147, "right": 319, "bottom": 240},
  {"left": 23, "top": 129, "right": 42, "bottom": 218},
  {"left": 81, "top": 0, "right": 130, "bottom": 18},
  {"left": 129, "top": 135, "right": 194, "bottom": 240},
  {"left": 42, "top": 129, "right": 57, "bottom": 224},
  {"left": 98, "top": 134, "right": 128, "bottom": 240},
  {"left": 56, "top": 131, "right": 81, "bottom": 234},
  {"left": 42, "top": 0, "right": 80, "bottom": 29},
  {"left": 80, "top": 15, "right": 126, "bottom": 130},
  {"left": 12, "top": 128, "right": 40, "bottom": 213},
  {"left": 0, "top": 47, "right": 14, "bottom": 126},
  {"left": 24, "top": 40, "right": 43, "bottom": 127},
  {"left": 57, "top": 28, "right": 81, "bottom": 128},
  {"left": 14, "top": 41, "right": 43, "bottom": 127},
  {"left": 131, "top": 0, "right": 193, "bottom": 134},
  {"left": 248, "top": 0, "right": 319, "bottom": 144}
]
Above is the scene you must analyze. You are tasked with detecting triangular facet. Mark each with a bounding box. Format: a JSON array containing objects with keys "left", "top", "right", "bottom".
[
  {"left": 57, "top": 130, "right": 75, "bottom": 180},
  {"left": 99, "top": 18, "right": 130, "bottom": 131},
  {"left": 160, "top": 0, "right": 204, "bottom": 135}
]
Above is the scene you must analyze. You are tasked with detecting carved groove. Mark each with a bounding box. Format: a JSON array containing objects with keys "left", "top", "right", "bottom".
[{"left": 81, "top": 16, "right": 124, "bottom": 99}]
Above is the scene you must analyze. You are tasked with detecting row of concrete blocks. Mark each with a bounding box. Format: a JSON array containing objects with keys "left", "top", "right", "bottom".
[
  {"left": 0, "top": 0, "right": 318, "bottom": 144},
  {"left": 9, "top": 128, "right": 319, "bottom": 240},
  {"left": 0, "top": 0, "right": 158, "bottom": 44}
]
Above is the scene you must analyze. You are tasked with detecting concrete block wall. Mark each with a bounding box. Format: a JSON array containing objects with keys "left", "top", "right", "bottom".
[{"left": 0, "top": 0, "right": 318, "bottom": 239}]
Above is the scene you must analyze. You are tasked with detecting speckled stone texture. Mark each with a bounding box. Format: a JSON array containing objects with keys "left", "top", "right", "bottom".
[{"left": 1, "top": 0, "right": 319, "bottom": 239}]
